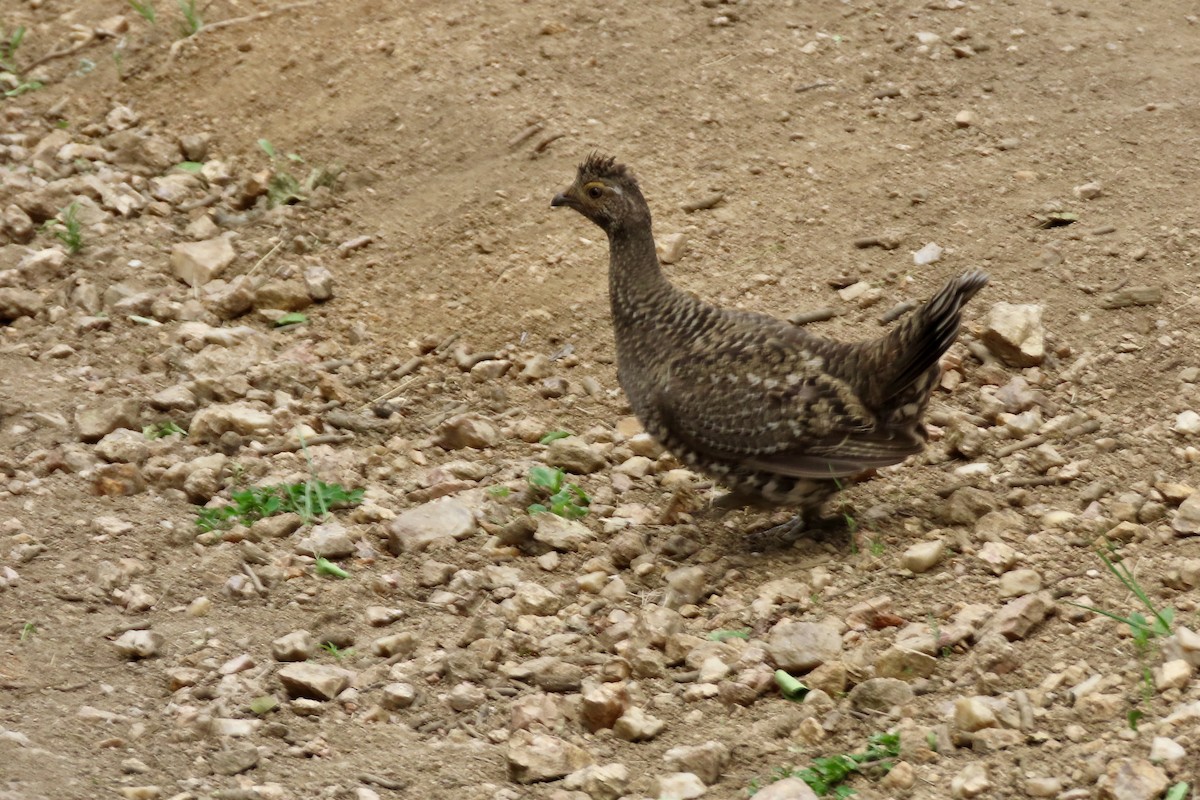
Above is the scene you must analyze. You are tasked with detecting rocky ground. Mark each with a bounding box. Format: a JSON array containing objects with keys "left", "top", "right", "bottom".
[{"left": 2, "top": 1, "right": 1200, "bottom": 799}]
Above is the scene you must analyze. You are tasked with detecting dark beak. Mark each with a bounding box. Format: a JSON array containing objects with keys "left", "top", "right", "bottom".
[{"left": 551, "top": 191, "right": 576, "bottom": 209}]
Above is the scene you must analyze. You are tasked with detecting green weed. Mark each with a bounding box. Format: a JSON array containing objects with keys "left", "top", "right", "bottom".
[
  {"left": 196, "top": 481, "right": 363, "bottom": 531},
  {"left": 314, "top": 557, "right": 349, "bottom": 579},
  {"left": 257, "top": 138, "right": 339, "bottom": 207},
  {"left": 127, "top": 0, "right": 156, "bottom": 23},
  {"left": 320, "top": 642, "right": 353, "bottom": 661},
  {"left": 1067, "top": 542, "right": 1174, "bottom": 645},
  {"left": 538, "top": 430, "right": 572, "bottom": 444},
  {"left": 752, "top": 733, "right": 901, "bottom": 798},
  {"left": 143, "top": 420, "right": 186, "bottom": 439},
  {"left": 0, "top": 26, "right": 26, "bottom": 74},
  {"left": 526, "top": 465, "right": 589, "bottom": 519},
  {"left": 176, "top": 0, "right": 202, "bottom": 36},
  {"left": 44, "top": 203, "right": 84, "bottom": 254},
  {"left": 20, "top": 622, "right": 37, "bottom": 641}
]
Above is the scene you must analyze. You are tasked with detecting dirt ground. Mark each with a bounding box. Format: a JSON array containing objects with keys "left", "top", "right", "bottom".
[{"left": 2, "top": 0, "right": 1199, "bottom": 798}]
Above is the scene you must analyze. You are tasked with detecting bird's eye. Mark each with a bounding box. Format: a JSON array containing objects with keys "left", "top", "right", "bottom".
[{"left": 586, "top": 185, "right": 603, "bottom": 199}]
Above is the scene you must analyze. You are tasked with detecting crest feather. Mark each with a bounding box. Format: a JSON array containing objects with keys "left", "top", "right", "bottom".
[{"left": 579, "top": 152, "right": 634, "bottom": 185}]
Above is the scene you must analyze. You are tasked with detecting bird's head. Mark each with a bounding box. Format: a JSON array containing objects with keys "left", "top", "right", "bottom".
[{"left": 551, "top": 153, "right": 648, "bottom": 234}]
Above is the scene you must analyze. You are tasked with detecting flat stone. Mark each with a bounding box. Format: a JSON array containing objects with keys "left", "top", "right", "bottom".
[
  {"left": 982, "top": 302, "right": 1045, "bottom": 367},
  {"left": 954, "top": 696, "right": 999, "bottom": 731},
  {"left": 901, "top": 539, "right": 945, "bottom": 573},
  {"left": 875, "top": 647, "right": 938, "bottom": 681},
  {"left": 581, "top": 681, "right": 629, "bottom": 732},
  {"left": 1097, "top": 758, "right": 1168, "bottom": 800},
  {"left": 76, "top": 399, "right": 140, "bottom": 443},
  {"left": 613, "top": 706, "right": 665, "bottom": 741},
  {"left": 293, "top": 521, "right": 355, "bottom": 559},
  {"left": 0, "top": 286, "right": 42, "bottom": 321},
  {"left": 662, "top": 742, "right": 729, "bottom": 786},
  {"left": 998, "top": 568, "right": 1042, "bottom": 597},
  {"left": 533, "top": 513, "right": 593, "bottom": 551},
  {"left": 657, "top": 773, "right": 706, "bottom": 800},
  {"left": 188, "top": 402, "right": 276, "bottom": 442},
  {"left": 277, "top": 663, "right": 354, "bottom": 701},
  {"left": 563, "top": 763, "right": 630, "bottom": 800},
  {"left": 767, "top": 621, "right": 842, "bottom": 672},
  {"left": 149, "top": 384, "right": 198, "bottom": 411},
  {"left": 388, "top": 499, "right": 476, "bottom": 553},
  {"left": 951, "top": 762, "right": 991, "bottom": 798},
  {"left": 544, "top": 435, "right": 606, "bottom": 474},
  {"left": 210, "top": 745, "right": 259, "bottom": 776},
  {"left": 753, "top": 777, "right": 820, "bottom": 800},
  {"left": 1172, "top": 493, "right": 1200, "bottom": 535},
  {"left": 987, "top": 592, "right": 1052, "bottom": 640},
  {"left": 94, "top": 428, "right": 149, "bottom": 463},
  {"left": 171, "top": 236, "right": 236, "bottom": 287},
  {"left": 255, "top": 279, "right": 313, "bottom": 312},
  {"left": 271, "top": 630, "right": 316, "bottom": 662},
  {"left": 506, "top": 730, "right": 594, "bottom": 784},
  {"left": 433, "top": 413, "right": 499, "bottom": 449},
  {"left": 113, "top": 629, "right": 164, "bottom": 659},
  {"left": 848, "top": 677, "right": 914, "bottom": 712}
]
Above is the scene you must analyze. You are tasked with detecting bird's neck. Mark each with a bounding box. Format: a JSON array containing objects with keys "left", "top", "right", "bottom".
[{"left": 606, "top": 215, "right": 673, "bottom": 320}]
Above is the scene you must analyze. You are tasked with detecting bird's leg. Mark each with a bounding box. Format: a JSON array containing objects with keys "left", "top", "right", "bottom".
[{"left": 744, "top": 514, "right": 809, "bottom": 550}]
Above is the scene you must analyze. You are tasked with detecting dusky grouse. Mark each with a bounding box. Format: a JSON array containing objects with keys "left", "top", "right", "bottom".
[{"left": 551, "top": 153, "right": 988, "bottom": 545}]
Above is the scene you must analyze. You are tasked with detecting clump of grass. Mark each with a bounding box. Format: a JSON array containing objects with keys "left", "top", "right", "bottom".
[
  {"left": 526, "top": 465, "right": 589, "bottom": 519},
  {"left": 314, "top": 557, "right": 349, "bottom": 579},
  {"left": 0, "top": 26, "right": 26, "bottom": 73},
  {"left": 751, "top": 732, "right": 901, "bottom": 798},
  {"left": 43, "top": 203, "right": 84, "bottom": 254},
  {"left": 143, "top": 420, "right": 186, "bottom": 439},
  {"left": 127, "top": 0, "right": 156, "bottom": 23},
  {"left": 320, "top": 642, "right": 353, "bottom": 661},
  {"left": 176, "top": 0, "right": 202, "bottom": 36},
  {"left": 196, "top": 480, "right": 364, "bottom": 532},
  {"left": 1068, "top": 542, "right": 1175, "bottom": 644},
  {"left": 20, "top": 622, "right": 37, "bottom": 641},
  {"left": 257, "top": 138, "right": 340, "bottom": 207}
]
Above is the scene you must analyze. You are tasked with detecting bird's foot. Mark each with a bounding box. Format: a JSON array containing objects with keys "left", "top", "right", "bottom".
[
  {"left": 745, "top": 513, "right": 853, "bottom": 550},
  {"left": 745, "top": 516, "right": 807, "bottom": 550}
]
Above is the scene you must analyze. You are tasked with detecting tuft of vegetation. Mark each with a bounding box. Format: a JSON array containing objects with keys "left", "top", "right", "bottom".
[
  {"left": 143, "top": 420, "right": 186, "bottom": 439},
  {"left": 248, "top": 695, "right": 278, "bottom": 715},
  {"left": 314, "top": 557, "right": 349, "bottom": 579},
  {"left": 176, "top": 0, "right": 202, "bottom": 36},
  {"left": 196, "top": 480, "right": 363, "bottom": 532},
  {"left": 1165, "top": 783, "right": 1190, "bottom": 800},
  {"left": 274, "top": 312, "right": 309, "bottom": 327},
  {"left": 708, "top": 629, "right": 750, "bottom": 642},
  {"left": 20, "top": 622, "right": 37, "bottom": 641},
  {"left": 526, "top": 465, "right": 590, "bottom": 519},
  {"left": 752, "top": 732, "right": 901, "bottom": 798},
  {"left": 257, "top": 138, "right": 340, "bottom": 207},
  {"left": 538, "top": 430, "right": 572, "bottom": 444},
  {"left": 43, "top": 203, "right": 84, "bottom": 254},
  {"left": 1067, "top": 542, "right": 1175, "bottom": 646},
  {"left": 0, "top": 26, "right": 26, "bottom": 73},
  {"left": 127, "top": 0, "right": 156, "bottom": 23},
  {"left": 320, "top": 642, "right": 353, "bottom": 661}
]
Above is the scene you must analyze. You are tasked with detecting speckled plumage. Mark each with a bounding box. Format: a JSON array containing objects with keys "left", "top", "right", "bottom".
[{"left": 552, "top": 154, "right": 988, "bottom": 541}]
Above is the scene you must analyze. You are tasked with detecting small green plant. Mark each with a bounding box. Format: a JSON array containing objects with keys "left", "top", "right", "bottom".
[
  {"left": 176, "top": 0, "right": 202, "bottom": 36},
  {"left": 868, "top": 537, "right": 885, "bottom": 557},
  {"left": 274, "top": 312, "right": 308, "bottom": 327},
  {"left": 487, "top": 485, "right": 512, "bottom": 499},
  {"left": 538, "top": 430, "right": 572, "bottom": 444},
  {"left": 43, "top": 203, "right": 84, "bottom": 254},
  {"left": 248, "top": 695, "right": 278, "bottom": 715},
  {"left": 20, "top": 622, "right": 37, "bottom": 641},
  {"left": 4, "top": 80, "right": 42, "bottom": 97},
  {"left": 708, "top": 629, "right": 750, "bottom": 642},
  {"left": 320, "top": 642, "right": 353, "bottom": 661},
  {"left": 753, "top": 732, "right": 901, "bottom": 798},
  {"left": 196, "top": 481, "right": 364, "bottom": 531},
  {"left": 526, "top": 465, "right": 590, "bottom": 519},
  {"left": 0, "top": 26, "right": 26, "bottom": 73},
  {"left": 1068, "top": 542, "right": 1175, "bottom": 645},
  {"left": 1165, "top": 783, "right": 1190, "bottom": 800},
  {"left": 1127, "top": 709, "right": 1144, "bottom": 732},
  {"left": 143, "top": 420, "right": 186, "bottom": 439},
  {"left": 127, "top": 0, "right": 156, "bottom": 23},
  {"left": 257, "top": 138, "right": 339, "bottom": 207},
  {"left": 314, "top": 557, "right": 349, "bottom": 579}
]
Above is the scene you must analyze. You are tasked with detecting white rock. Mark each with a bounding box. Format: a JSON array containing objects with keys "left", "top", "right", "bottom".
[
  {"left": 388, "top": 499, "right": 477, "bottom": 553},
  {"left": 113, "top": 629, "right": 164, "bottom": 659},
  {"left": 1148, "top": 736, "right": 1186, "bottom": 764},
  {"left": 293, "top": 522, "right": 355, "bottom": 559},
  {"left": 1073, "top": 181, "right": 1104, "bottom": 200},
  {"left": 533, "top": 513, "right": 593, "bottom": 551},
  {"left": 507, "top": 730, "right": 594, "bottom": 784},
  {"left": 170, "top": 236, "right": 236, "bottom": 287},
  {"left": 951, "top": 763, "right": 991, "bottom": 798},
  {"left": 753, "top": 777, "right": 819, "bottom": 800},
  {"left": 657, "top": 772, "right": 707, "bottom": 800},
  {"left": 1173, "top": 493, "right": 1200, "bottom": 535},
  {"left": 271, "top": 630, "right": 316, "bottom": 662},
  {"left": 982, "top": 302, "right": 1045, "bottom": 367},
  {"left": 277, "top": 663, "right": 354, "bottom": 701},
  {"left": 613, "top": 706, "right": 665, "bottom": 741},
  {"left": 912, "top": 242, "right": 943, "bottom": 265},
  {"left": 1174, "top": 410, "right": 1200, "bottom": 435},
  {"left": 767, "top": 621, "right": 842, "bottom": 672},
  {"left": 901, "top": 539, "right": 945, "bottom": 573},
  {"left": 657, "top": 232, "right": 688, "bottom": 264},
  {"left": 954, "top": 696, "right": 999, "bottom": 732},
  {"left": 663, "top": 741, "right": 729, "bottom": 786},
  {"left": 1155, "top": 659, "right": 1193, "bottom": 692},
  {"left": 188, "top": 402, "right": 276, "bottom": 442}
]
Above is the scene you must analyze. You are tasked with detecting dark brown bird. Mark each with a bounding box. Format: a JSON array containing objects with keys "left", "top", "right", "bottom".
[{"left": 551, "top": 154, "right": 988, "bottom": 545}]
